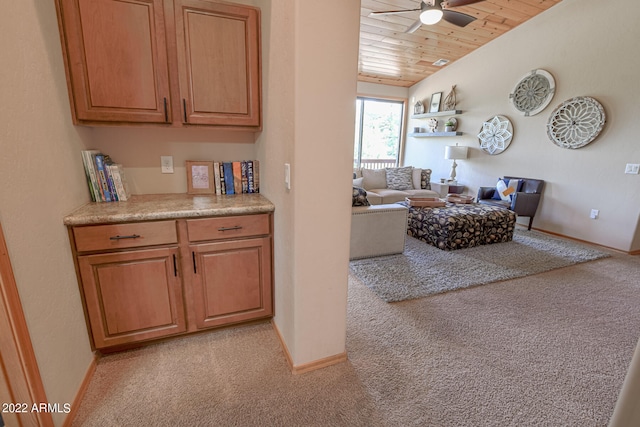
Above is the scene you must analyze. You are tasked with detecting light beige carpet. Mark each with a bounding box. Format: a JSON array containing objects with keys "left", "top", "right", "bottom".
[{"left": 72, "top": 250, "right": 640, "bottom": 426}]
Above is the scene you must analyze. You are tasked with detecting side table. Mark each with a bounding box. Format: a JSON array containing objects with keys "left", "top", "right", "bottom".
[{"left": 430, "top": 182, "right": 465, "bottom": 197}]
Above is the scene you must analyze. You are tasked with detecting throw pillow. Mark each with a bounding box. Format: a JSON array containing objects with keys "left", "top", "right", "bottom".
[
  {"left": 421, "top": 169, "right": 432, "bottom": 190},
  {"left": 412, "top": 168, "right": 422, "bottom": 189},
  {"left": 386, "top": 166, "right": 413, "bottom": 190},
  {"left": 495, "top": 178, "right": 521, "bottom": 202},
  {"left": 352, "top": 186, "right": 370, "bottom": 206},
  {"left": 353, "top": 177, "right": 364, "bottom": 188},
  {"left": 361, "top": 168, "right": 386, "bottom": 190}
]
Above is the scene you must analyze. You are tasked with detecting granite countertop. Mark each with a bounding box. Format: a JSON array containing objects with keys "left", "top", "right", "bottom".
[{"left": 63, "top": 193, "right": 275, "bottom": 226}]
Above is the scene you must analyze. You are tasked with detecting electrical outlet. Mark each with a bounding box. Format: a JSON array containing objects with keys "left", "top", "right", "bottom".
[
  {"left": 161, "top": 156, "right": 174, "bottom": 173},
  {"left": 625, "top": 163, "right": 640, "bottom": 174},
  {"left": 590, "top": 209, "right": 599, "bottom": 219}
]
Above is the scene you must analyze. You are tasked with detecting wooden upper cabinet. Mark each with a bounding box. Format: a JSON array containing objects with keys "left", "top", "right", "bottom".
[
  {"left": 57, "top": 0, "right": 171, "bottom": 124},
  {"left": 55, "top": 0, "right": 262, "bottom": 129},
  {"left": 171, "top": 0, "right": 261, "bottom": 127}
]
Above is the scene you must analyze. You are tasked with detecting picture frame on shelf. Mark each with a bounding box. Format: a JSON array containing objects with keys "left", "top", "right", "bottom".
[
  {"left": 186, "top": 160, "right": 215, "bottom": 194},
  {"left": 429, "top": 92, "right": 442, "bottom": 113}
]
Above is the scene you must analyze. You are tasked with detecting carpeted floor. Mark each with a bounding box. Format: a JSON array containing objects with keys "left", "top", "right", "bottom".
[
  {"left": 71, "top": 247, "right": 640, "bottom": 427},
  {"left": 349, "top": 228, "right": 611, "bottom": 302}
]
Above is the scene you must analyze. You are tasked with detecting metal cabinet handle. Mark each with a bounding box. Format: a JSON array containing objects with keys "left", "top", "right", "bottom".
[
  {"left": 109, "top": 234, "right": 141, "bottom": 240},
  {"left": 182, "top": 99, "right": 187, "bottom": 123},
  {"left": 163, "top": 97, "right": 168, "bottom": 122},
  {"left": 217, "top": 226, "right": 243, "bottom": 232}
]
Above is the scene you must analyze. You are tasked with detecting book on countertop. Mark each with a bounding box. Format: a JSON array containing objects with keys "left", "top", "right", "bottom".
[
  {"left": 253, "top": 160, "right": 260, "bottom": 193},
  {"left": 81, "top": 150, "right": 101, "bottom": 202},
  {"left": 213, "top": 161, "right": 221, "bottom": 195},
  {"left": 223, "top": 162, "right": 234, "bottom": 194},
  {"left": 232, "top": 161, "right": 242, "bottom": 195},
  {"left": 247, "top": 161, "right": 254, "bottom": 193},
  {"left": 241, "top": 161, "right": 248, "bottom": 194},
  {"left": 108, "top": 164, "right": 130, "bottom": 201},
  {"left": 93, "top": 154, "right": 113, "bottom": 202}
]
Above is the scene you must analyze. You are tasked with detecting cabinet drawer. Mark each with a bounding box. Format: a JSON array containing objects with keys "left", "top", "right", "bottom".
[
  {"left": 187, "top": 214, "right": 269, "bottom": 242},
  {"left": 73, "top": 221, "right": 177, "bottom": 252}
]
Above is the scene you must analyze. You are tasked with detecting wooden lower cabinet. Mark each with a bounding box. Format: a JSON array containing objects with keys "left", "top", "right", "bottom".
[
  {"left": 190, "top": 237, "right": 272, "bottom": 329},
  {"left": 78, "top": 247, "right": 186, "bottom": 349},
  {"left": 69, "top": 212, "right": 273, "bottom": 351}
]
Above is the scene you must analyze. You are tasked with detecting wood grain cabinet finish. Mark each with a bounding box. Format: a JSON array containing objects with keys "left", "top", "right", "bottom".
[
  {"left": 68, "top": 213, "right": 273, "bottom": 351},
  {"left": 78, "top": 247, "right": 186, "bottom": 349},
  {"left": 187, "top": 215, "right": 272, "bottom": 329},
  {"left": 55, "top": 0, "right": 261, "bottom": 129}
]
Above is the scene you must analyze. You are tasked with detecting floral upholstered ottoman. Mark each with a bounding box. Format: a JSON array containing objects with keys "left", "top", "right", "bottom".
[{"left": 402, "top": 203, "right": 516, "bottom": 250}]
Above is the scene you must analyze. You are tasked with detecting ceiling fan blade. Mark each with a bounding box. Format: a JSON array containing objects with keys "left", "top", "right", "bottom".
[
  {"left": 443, "top": 0, "right": 485, "bottom": 7},
  {"left": 405, "top": 19, "right": 423, "bottom": 34},
  {"left": 442, "top": 10, "right": 476, "bottom": 27},
  {"left": 369, "top": 8, "right": 420, "bottom": 16}
]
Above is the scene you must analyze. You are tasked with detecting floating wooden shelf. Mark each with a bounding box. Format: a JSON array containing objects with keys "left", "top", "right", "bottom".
[
  {"left": 409, "top": 131, "right": 463, "bottom": 137},
  {"left": 411, "top": 110, "right": 462, "bottom": 119}
]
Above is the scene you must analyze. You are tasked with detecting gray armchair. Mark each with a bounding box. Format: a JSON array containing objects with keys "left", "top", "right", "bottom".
[{"left": 477, "top": 176, "right": 544, "bottom": 230}]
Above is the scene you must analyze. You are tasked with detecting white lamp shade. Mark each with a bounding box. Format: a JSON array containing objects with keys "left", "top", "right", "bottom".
[
  {"left": 445, "top": 145, "right": 468, "bottom": 160},
  {"left": 420, "top": 9, "right": 443, "bottom": 25}
]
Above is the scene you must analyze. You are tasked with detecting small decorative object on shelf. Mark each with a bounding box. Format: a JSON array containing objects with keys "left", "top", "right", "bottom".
[
  {"left": 546, "top": 96, "right": 605, "bottom": 149},
  {"left": 445, "top": 118, "right": 457, "bottom": 132},
  {"left": 478, "top": 115, "right": 514, "bottom": 155},
  {"left": 414, "top": 100, "right": 425, "bottom": 114},
  {"left": 509, "top": 69, "right": 555, "bottom": 116},
  {"left": 443, "top": 85, "right": 457, "bottom": 111},
  {"left": 429, "top": 92, "right": 442, "bottom": 113},
  {"left": 427, "top": 118, "right": 438, "bottom": 132}
]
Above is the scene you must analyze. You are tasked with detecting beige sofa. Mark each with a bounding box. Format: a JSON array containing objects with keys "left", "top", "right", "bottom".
[{"left": 353, "top": 166, "right": 439, "bottom": 204}]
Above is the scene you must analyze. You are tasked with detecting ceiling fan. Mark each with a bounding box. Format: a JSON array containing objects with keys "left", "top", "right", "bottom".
[{"left": 369, "top": 0, "right": 485, "bottom": 33}]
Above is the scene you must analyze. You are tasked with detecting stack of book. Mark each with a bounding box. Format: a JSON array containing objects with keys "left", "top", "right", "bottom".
[
  {"left": 213, "top": 161, "right": 259, "bottom": 195},
  {"left": 80, "top": 150, "right": 130, "bottom": 202}
]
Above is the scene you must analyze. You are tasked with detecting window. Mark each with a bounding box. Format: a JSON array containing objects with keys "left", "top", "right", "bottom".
[{"left": 354, "top": 97, "right": 405, "bottom": 170}]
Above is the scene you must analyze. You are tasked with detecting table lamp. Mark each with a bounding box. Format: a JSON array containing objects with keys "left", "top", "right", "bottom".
[{"left": 444, "top": 144, "right": 468, "bottom": 184}]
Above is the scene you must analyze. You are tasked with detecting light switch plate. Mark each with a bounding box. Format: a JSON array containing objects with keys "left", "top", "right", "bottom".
[
  {"left": 161, "top": 156, "right": 174, "bottom": 173},
  {"left": 284, "top": 163, "right": 291, "bottom": 190}
]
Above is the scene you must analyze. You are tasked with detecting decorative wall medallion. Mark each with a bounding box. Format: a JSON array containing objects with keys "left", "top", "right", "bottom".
[
  {"left": 546, "top": 96, "right": 606, "bottom": 149},
  {"left": 478, "top": 115, "right": 513, "bottom": 155},
  {"left": 509, "top": 69, "right": 555, "bottom": 116}
]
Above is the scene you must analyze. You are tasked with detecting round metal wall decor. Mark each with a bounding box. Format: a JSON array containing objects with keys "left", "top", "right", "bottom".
[
  {"left": 478, "top": 115, "right": 513, "bottom": 155},
  {"left": 509, "top": 69, "right": 555, "bottom": 116},
  {"left": 546, "top": 96, "right": 606, "bottom": 149}
]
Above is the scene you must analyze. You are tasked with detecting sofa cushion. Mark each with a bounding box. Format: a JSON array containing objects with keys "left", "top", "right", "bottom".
[
  {"left": 386, "top": 166, "right": 413, "bottom": 190},
  {"left": 421, "top": 169, "right": 432, "bottom": 189},
  {"left": 362, "top": 168, "right": 386, "bottom": 190},
  {"left": 353, "top": 177, "right": 364, "bottom": 188},
  {"left": 404, "top": 189, "right": 440, "bottom": 199},
  {"left": 364, "top": 190, "right": 383, "bottom": 205},
  {"left": 352, "top": 186, "right": 370, "bottom": 206},
  {"left": 412, "top": 168, "right": 422, "bottom": 189}
]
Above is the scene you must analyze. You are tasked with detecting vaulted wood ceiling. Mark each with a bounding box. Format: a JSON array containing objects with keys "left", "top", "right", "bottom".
[{"left": 359, "top": 0, "right": 563, "bottom": 87}]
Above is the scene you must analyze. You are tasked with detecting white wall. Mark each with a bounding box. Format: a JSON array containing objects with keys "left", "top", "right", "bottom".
[
  {"left": 259, "top": 0, "right": 360, "bottom": 366},
  {"left": 405, "top": 0, "right": 640, "bottom": 252},
  {"left": 0, "top": 2, "right": 96, "bottom": 425}
]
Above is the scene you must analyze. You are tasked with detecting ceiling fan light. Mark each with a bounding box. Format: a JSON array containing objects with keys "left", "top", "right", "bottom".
[{"left": 420, "top": 9, "right": 443, "bottom": 25}]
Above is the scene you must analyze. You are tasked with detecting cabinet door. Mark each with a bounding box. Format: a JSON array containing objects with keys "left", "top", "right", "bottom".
[
  {"left": 190, "top": 237, "right": 272, "bottom": 329},
  {"left": 78, "top": 247, "right": 186, "bottom": 349},
  {"left": 173, "top": 0, "right": 261, "bottom": 127},
  {"left": 58, "top": 0, "right": 171, "bottom": 124}
]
